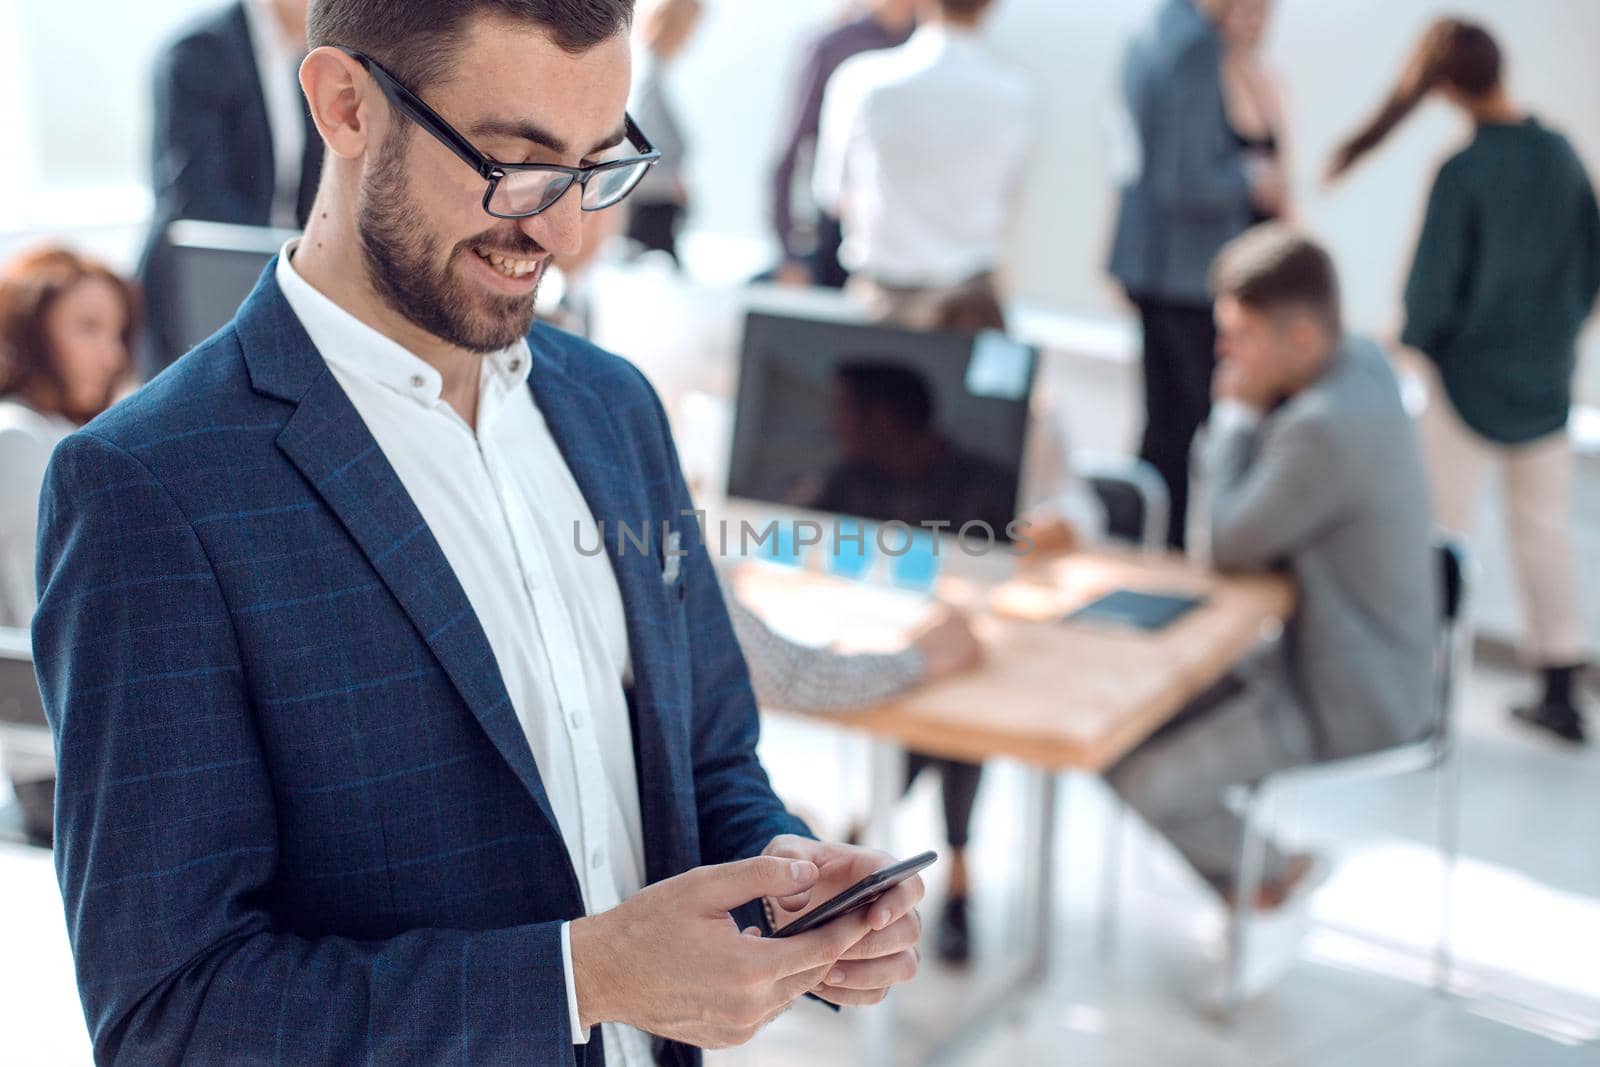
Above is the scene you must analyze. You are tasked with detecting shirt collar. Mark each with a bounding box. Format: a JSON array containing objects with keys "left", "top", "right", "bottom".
[{"left": 274, "top": 239, "right": 533, "bottom": 410}]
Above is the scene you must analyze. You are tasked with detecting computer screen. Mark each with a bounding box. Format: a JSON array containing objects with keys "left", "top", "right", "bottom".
[
  {"left": 166, "top": 221, "right": 295, "bottom": 355},
  {"left": 727, "top": 312, "right": 1037, "bottom": 541}
]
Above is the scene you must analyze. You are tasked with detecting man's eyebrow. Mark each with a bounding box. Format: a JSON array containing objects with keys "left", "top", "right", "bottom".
[{"left": 466, "top": 119, "right": 629, "bottom": 158}]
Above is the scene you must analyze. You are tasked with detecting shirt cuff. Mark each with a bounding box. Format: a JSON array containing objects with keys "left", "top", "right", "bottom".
[
  {"left": 561, "top": 922, "right": 589, "bottom": 1046},
  {"left": 1211, "top": 399, "right": 1266, "bottom": 435}
]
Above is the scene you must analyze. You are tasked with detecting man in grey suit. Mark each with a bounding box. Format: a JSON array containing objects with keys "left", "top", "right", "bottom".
[
  {"left": 1107, "top": 226, "right": 1435, "bottom": 906},
  {"left": 1108, "top": 0, "right": 1285, "bottom": 547}
]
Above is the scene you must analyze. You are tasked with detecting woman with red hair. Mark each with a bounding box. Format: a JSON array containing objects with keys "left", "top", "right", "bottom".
[{"left": 0, "top": 245, "right": 137, "bottom": 843}]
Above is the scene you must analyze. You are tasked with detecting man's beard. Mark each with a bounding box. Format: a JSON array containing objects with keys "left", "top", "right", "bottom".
[{"left": 357, "top": 130, "right": 545, "bottom": 354}]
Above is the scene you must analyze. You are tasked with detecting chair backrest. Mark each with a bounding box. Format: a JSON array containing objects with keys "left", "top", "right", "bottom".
[{"left": 1079, "top": 453, "right": 1170, "bottom": 552}]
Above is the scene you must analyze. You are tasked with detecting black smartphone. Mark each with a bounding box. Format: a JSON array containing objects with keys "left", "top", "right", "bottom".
[{"left": 769, "top": 850, "right": 938, "bottom": 939}]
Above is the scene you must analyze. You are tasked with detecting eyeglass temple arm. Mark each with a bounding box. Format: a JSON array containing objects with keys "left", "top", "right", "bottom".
[{"left": 338, "top": 48, "right": 498, "bottom": 179}]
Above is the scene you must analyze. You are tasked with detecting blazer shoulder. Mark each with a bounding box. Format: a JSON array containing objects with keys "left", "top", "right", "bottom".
[
  {"left": 81, "top": 326, "right": 275, "bottom": 474},
  {"left": 157, "top": 4, "right": 252, "bottom": 82},
  {"left": 526, "top": 322, "right": 661, "bottom": 405}
]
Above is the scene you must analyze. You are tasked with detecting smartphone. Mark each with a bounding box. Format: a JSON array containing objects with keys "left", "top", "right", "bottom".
[{"left": 769, "top": 850, "right": 938, "bottom": 939}]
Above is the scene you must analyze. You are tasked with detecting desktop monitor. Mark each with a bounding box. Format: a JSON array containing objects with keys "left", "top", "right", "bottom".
[
  {"left": 165, "top": 220, "right": 297, "bottom": 354},
  {"left": 727, "top": 311, "right": 1038, "bottom": 543}
]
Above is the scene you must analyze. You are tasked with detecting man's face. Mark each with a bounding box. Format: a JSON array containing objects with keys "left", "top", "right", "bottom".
[
  {"left": 1214, "top": 294, "right": 1289, "bottom": 394},
  {"left": 358, "top": 17, "right": 632, "bottom": 353}
]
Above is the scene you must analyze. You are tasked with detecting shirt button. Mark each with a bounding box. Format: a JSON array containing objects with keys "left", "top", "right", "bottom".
[
  {"left": 409, "top": 374, "right": 426, "bottom": 389},
  {"left": 509, "top": 358, "right": 522, "bottom": 373},
  {"left": 590, "top": 849, "right": 605, "bottom": 871},
  {"left": 568, "top": 709, "right": 583, "bottom": 730}
]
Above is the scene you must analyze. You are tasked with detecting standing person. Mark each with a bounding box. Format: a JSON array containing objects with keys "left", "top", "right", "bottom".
[
  {"left": 1107, "top": 0, "right": 1285, "bottom": 547},
  {"left": 1328, "top": 18, "right": 1600, "bottom": 745},
  {"left": 813, "top": 0, "right": 1031, "bottom": 332},
  {"left": 137, "top": 0, "right": 324, "bottom": 375},
  {"left": 0, "top": 247, "right": 136, "bottom": 845},
  {"left": 34, "top": 2, "right": 924, "bottom": 1063},
  {"left": 623, "top": 0, "right": 703, "bottom": 265},
  {"left": 1219, "top": 0, "right": 1289, "bottom": 225},
  {"left": 768, "top": 1, "right": 916, "bottom": 289}
]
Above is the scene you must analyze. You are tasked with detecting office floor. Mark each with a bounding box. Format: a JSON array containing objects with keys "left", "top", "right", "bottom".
[{"left": 2, "top": 660, "right": 1595, "bottom": 1066}]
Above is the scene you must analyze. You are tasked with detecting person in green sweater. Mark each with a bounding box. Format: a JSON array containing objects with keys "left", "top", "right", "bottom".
[{"left": 1328, "top": 17, "right": 1600, "bottom": 745}]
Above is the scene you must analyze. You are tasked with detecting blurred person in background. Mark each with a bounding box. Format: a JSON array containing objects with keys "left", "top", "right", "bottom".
[
  {"left": 1328, "top": 18, "right": 1600, "bottom": 745},
  {"left": 0, "top": 247, "right": 136, "bottom": 845},
  {"left": 1220, "top": 0, "right": 1289, "bottom": 225},
  {"left": 624, "top": 0, "right": 703, "bottom": 265},
  {"left": 1109, "top": 227, "right": 1434, "bottom": 912},
  {"left": 767, "top": 0, "right": 916, "bottom": 289},
  {"left": 813, "top": 0, "right": 1030, "bottom": 332},
  {"left": 1108, "top": 0, "right": 1286, "bottom": 548},
  {"left": 137, "top": 0, "right": 322, "bottom": 375}
]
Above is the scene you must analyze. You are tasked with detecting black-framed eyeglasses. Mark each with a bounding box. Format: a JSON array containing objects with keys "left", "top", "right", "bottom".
[{"left": 339, "top": 47, "right": 661, "bottom": 220}]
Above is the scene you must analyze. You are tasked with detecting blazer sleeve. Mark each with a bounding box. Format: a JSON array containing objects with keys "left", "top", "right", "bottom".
[
  {"left": 1145, "top": 44, "right": 1252, "bottom": 221},
  {"left": 149, "top": 30, "right": 263, "bottom": 225},
  {"left": 33, "top": 432, "right": 577, "bottom": 1066},
  {"left": 1200, "top": 408, "right": 1351, "bottom": 572},
  {"left": 628, "top": 372, "right": 813, "bottom": 866}
]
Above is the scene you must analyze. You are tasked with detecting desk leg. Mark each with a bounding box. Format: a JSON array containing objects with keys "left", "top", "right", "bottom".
[
  {"left": 922, "top": 768, "right": 1058, "bottom": 1066},
  {"left": 856, "top": 741, "right": 906, "bottom": 1066}
]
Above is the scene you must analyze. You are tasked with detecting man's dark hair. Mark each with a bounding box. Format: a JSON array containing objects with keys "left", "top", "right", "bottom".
[
  {"left": 308, "top": 0, "right": 634, "bottom": 90},
  {"left": 836, "top": 360, "right": 935, "bottom": 431},
  {"left": 1211, "top": 224, "right": 1342, "bottom": 334}
]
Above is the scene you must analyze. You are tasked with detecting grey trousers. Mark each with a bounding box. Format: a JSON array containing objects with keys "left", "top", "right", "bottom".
[{"left": 1105, "top": 651, "right": 1315, "bottom": 892}]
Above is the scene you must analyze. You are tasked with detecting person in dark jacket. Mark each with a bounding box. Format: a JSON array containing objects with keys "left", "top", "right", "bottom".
[
  {"left": 1329, "top": 17, "right": 1600, "bottom": 745},
  {"left": 136, "top": 0, "right": 323, "bottom": 375},
  {"left": 1107, "top": 0, "right": 1286, "bottom": 547}
]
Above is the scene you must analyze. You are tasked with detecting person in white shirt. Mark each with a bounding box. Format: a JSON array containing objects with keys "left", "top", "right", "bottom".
[
  {"left": 624, "top": 0, "right": 703, "bottom": 265},
  {"left": 813, "top": 0, "right": 1031, "bottom": 330},
  {"left": 0, "top": 246, "right": 135, "bottom": 844}
]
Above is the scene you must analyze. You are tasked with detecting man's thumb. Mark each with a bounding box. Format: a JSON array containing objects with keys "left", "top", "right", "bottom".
[{"left": 693, "top": 855, "right": 819, "bottom": 911}]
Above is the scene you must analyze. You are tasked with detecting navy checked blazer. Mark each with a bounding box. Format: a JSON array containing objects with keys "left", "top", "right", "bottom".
[{"left": 32, "top": 263, "right": 809, "bottom": 1066}]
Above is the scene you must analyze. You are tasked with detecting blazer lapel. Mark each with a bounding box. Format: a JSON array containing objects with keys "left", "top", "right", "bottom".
[
  {"left": 528, "top": 335, "right": 693, "bottom": 884},
  {"left": 235, "top": 263, "right": 562, "bottom": 836}
]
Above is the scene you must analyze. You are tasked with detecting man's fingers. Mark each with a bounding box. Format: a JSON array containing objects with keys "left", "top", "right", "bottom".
[
  {"left": 765, "top": 907, "right": 875, "bottom": 974},
  {"left": 812, "top": 984, "right": 891, "bottom": 1007},
  {"left": 837, "top": 909, "right": 920, "bottom": 961},
  {"left": 691, "top": 855, "right": 819, "bottom": 912},
  {"left": 861, "top": 878, "right": 924, "bottom": 932},
  {"left": 819, "top": 948, "right": 919, "bottom": 991}
]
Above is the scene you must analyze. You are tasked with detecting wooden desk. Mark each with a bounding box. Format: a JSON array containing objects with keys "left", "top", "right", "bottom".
[
  {"left": 733, "top": 547, "right": 1295, "bottom": 772},
  {"left": 731, "top": 548, "right": 1294, "bottom": 1065}
]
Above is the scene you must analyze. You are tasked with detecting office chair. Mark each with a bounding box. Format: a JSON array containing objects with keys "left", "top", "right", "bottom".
[
  {"left": 1073, "top": 455, "right": 1169, "bottom": 957},
  {"left": 1219, "top": 536, "right": 1470, "bottom": 1018}
]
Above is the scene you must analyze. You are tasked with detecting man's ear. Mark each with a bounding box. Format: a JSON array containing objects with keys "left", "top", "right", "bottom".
[{"left": 300, "top": 47, "right": 377, "bottom": 161}]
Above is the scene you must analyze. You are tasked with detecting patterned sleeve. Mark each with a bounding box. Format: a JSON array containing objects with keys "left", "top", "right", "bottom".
[{"left": 718, "top": 575, "right": 927, "bottom": 713}]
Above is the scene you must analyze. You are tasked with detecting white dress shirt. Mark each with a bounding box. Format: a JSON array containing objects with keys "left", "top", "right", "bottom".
[
  {"left": 813, "top": 24, "right": 1034, "bottom": 287},
  {"left": 243, "top": 0, "right": 306, "bottom": 229},
  {"left": 276, "top": 245, "right": 656, "bottom": 1066}
]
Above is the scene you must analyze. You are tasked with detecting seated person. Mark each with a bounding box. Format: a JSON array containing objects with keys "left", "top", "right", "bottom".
[
  {"left": 0, "top": 247, "right": 137, "bottom": 844},
  {"left": 1107, "top": 226, "right": 1435, "bottom": 907}
]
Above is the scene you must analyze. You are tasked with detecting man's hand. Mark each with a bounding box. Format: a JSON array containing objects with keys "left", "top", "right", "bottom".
[
  {"left": 570, "top": 856, "right": 880, "bottom": 1048},
  {"left": 1213, "top": 358, "right": 1275, "bottom": 411},
  {"left": 910, "top": 609, "right": 983, "bottom": 682},
  {"left": 762, "top": 836, "right": 925, "bottom": 1007}
]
